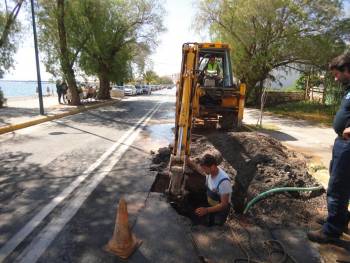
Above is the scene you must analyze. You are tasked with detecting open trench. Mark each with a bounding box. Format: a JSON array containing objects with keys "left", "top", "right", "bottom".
[
  {"left": 150, "top": 146, "right": 209, "bottom": 225},
  {"left": 149, "top": 130, "right": 326, "bottom": 227}
]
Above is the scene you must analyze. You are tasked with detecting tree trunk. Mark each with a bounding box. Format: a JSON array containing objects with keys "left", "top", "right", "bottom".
[
  {"left": 244, "top": 80, "right": 258, "bottom": 105},
  {"left": 97, "top": 71, "right": 111, "bottom": 100},
  {"left": 57, "top": 0, "right": 80, "bottom": 105},
  {"left": 0, "top": 0, "right": 24, "bottom": 48}
]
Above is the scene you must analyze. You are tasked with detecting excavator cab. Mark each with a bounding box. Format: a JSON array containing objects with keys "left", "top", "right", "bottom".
[
  {"left": 167, "top": 43, "right": 246, "bottom": 199},
  {"left": 198, "top": 50, "right": 234, "bottom": 89}
]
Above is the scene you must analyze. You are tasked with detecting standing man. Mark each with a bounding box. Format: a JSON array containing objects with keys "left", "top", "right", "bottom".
[
  {"left": 56, "top": 80, "right": 63, "bottom": 104},
  {"left": 194, "top": 153, "right": 232, "bottom": 226},
  {"left": 308, "top": 53, "right": 350, "bottom": 243}
]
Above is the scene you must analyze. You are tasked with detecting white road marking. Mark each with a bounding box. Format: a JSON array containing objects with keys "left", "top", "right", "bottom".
[
  {"left": 16, "top": 102, "right": 162, "bottom": 263},
  {"left": 0, "top": 103, "right": 161, "bottom": 262}
]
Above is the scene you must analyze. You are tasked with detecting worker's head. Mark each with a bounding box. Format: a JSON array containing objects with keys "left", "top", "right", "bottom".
[
  {"left": 329, "top": 53, "right": 350, "bottom": 84},
  {"left": 209, "top": 55, "right": 216, "bottom": 64},
  {"left": 199, "top": 153, "right": 218, "bottom": 175}
]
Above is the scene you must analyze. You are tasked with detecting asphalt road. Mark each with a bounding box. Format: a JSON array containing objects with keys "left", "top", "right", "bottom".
[
  {"left": 0, "top": 89, "right": 181, "bottom": 263},
  {"left": 1, "top": 89, "right": 335, "bottom": 263}
]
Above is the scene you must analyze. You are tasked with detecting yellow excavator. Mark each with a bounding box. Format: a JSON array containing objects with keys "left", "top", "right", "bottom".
[{"left": 167, "top": 42, "right": 246, "bottom": 198}]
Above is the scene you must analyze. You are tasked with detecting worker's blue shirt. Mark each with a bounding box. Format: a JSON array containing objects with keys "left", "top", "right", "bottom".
[{"left": 333, "top": 84, "right": 350, "bottom": 136}]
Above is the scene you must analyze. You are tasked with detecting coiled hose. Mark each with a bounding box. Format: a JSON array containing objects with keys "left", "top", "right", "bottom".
[{"left": 243, "top": 185, "right": 324, "bottom": 215}]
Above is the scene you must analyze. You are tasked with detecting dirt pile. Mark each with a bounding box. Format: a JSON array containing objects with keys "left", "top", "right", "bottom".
[{"left": 151, "top": 131, "right": 325, "bottom": 226}]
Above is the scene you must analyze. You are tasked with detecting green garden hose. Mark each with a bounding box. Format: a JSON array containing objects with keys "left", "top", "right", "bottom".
[{"left": 243, "top": 185, "right": 324, "bottom": 214}]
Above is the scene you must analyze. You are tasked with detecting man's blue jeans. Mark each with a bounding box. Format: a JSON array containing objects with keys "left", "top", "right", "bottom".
[{"left": 323, "top": 137, "right": 350, "bottom": 237}]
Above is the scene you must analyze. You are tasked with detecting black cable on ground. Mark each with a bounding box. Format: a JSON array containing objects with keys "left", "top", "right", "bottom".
[{"left": 229, "top": 214, "right": 299, "bottom": 263}]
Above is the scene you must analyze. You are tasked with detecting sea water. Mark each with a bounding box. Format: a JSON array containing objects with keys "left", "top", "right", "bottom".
[{"left": 0, "top": 80, "right": 56, "bottom": 98}]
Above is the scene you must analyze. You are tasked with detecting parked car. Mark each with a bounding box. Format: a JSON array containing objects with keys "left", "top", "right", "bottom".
[
  {"left": 142, "top": 85, "right": 152, "bottom": 95},
  {"left": 135, "top": 85, "right": 143, "bottom": 95},
  {"left": 123, "top": 85, "right": 137, "bottom": 96},
  {"left": 110, "top": 86, "right": 124, "bottom": 98}
]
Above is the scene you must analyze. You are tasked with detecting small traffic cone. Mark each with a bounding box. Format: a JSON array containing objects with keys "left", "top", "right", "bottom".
[{"left": 104, "top": 198, "right": 142, "bottom": 259}]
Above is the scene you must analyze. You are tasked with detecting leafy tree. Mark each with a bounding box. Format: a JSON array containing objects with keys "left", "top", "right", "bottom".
[
  {"left": 70, "top": 0, "right": 165, "bottom": 99},
  {"left": 0, "top": 0, "right": 23, "bottom": 78},
  {"left": 158, "top": 75, "right": 173, "bottom": 84},
  {"left": 196, "top": 0, "right": 350, "bottom": 101},
  {"left": 143, "top": 70, "right": 159, "bottom": 84},
  {"left": 37, "top": 0, "right": 81, "bottom": 105}
]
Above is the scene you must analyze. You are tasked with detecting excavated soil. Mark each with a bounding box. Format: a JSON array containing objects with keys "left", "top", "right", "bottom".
[{"left": 151, "top": 131, "right": 326, "bottom": 229}]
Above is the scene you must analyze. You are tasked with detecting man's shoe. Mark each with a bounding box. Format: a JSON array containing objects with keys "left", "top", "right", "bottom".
[
  {"left": 315, "top": 216, "right": 326, "bottom": 226},
  {"left": 314, "top": 216, "right": 350, "bottom": 234},
  {"left": 307, "top": 229, "right": 339, "bottom": 244}
]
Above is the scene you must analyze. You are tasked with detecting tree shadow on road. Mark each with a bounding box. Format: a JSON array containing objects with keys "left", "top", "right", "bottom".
[{"left": 0, "top": 107, "right": 40, "bottom": 126}]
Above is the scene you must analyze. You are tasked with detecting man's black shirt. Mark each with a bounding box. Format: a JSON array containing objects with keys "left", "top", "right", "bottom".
[{"left": 333, "top": 84, "right": 350, "bottom": 136}]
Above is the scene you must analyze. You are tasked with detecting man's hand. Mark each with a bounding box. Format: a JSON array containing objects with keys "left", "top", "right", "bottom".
[
  {"left": 343, "top": 127, "right": 350, "bottom": 140},
  {"left": 195, "top": 207, "right": 208, "bottom": 217}
]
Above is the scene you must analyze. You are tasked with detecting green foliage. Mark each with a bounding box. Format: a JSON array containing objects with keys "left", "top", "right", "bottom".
[
  {"left": 195, "top": 0, "right": 350, "bottom": 99},
  {"left": 266, "top": 100, "right": 335, "bottom": 125},
  {"left": 143, "top": 70, "right": 159, "bottom": 84},
  {"left": 295, "top": 70, "right": 343, "bottom": 106},
  {"left": 0, "top": 1, "right": 22, "bottom": 78},
  {"left": 158, "top": 75, "right": 173, "bottom": 84},
  {"left": 295, "top": 73, "right": 322, "bottom": 90},
  {"left": 37, "top": 0, "right": 81, "bottom": 79},
  {"left": 141, "top": 70, "right": 173, "bottom": 84},
  {"left": 68, "top": 0, "right": 165, "bottom": 98},
  {"left": 37, "top": 0, "right": 164, "bottom": 97}
]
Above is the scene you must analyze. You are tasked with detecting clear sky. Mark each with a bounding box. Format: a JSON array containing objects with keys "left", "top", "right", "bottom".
[
  {"left": 149, "top": 0, "right": 207, "bottom": 77},
  {"left": 2, "top": 0, "right": 350, "bottom": 81}
]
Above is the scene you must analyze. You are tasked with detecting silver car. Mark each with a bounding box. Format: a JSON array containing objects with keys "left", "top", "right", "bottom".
[{"left": 123, "top": 85, "right": 137, "bottom": 96}]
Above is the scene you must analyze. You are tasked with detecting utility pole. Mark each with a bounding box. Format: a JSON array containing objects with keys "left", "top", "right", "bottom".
[{"left": 30, "top": 0, "right": 44, "bottom": 115}]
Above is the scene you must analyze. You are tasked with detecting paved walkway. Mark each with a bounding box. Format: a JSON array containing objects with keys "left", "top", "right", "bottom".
[
  {"left": 0, "top": 95, "right": 121, "bottom": 135},
  {"left": 0, "top": 96, "right": 81, "bottom": 127}
]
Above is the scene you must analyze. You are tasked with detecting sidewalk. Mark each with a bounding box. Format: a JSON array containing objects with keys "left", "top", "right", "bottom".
[{"left": 0, "top": 95, "right": 119, "bottom": 134}]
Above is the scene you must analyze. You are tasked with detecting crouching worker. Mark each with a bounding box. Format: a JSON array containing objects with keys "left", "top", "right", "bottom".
[{"left": 194, "top": 153, "right": 232, "bottom": 226}]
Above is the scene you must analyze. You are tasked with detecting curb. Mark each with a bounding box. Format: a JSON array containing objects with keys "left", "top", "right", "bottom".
[{"left": 0, "top": 99, "right": 119, "bottom": 135}]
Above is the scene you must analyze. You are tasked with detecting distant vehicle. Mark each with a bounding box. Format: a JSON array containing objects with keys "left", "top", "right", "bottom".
[
  {"left": 142, "top": 85, "right": 152, "bottom": 95},
  {"left": 123, "top": 85, "right": 137, "bottom": 96},
  {"left": 167, "top": 85, "right": 173, "bottom": 89},
  {"left": 135, "top": 85, "right": 143, "bottom": 95},
  {"left": 110, "top": 86, "right": 124, "bottom": 98}
]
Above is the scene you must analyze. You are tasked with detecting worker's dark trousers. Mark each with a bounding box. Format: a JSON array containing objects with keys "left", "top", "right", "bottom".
[
  {"left": 323, "top": 137, "right": 350, "bottom": 237},
  {"left": 208, "top": 205, "right": 231, "bottom": 226}
]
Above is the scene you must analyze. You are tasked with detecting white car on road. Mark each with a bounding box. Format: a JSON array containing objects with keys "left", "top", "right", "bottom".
[{"left": 123, "top": 85, "right": 137, "bottom": 96}]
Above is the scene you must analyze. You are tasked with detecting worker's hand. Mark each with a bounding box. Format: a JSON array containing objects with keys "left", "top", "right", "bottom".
[
  {"left": 195, "top": 207, "right": 208, "bottom": 217},
  {"left": 343, "top": 127, "right": 350, "bottom": 140}
]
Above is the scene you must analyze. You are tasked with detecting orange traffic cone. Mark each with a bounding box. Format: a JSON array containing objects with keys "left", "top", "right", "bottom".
[{"left": 104, "top": 198, "right": 142, "bottom": 259}]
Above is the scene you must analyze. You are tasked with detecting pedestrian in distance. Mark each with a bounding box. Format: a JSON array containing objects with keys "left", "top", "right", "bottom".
[
  {"left": 61, "top": 82, "right": 68, "bottom": 104},
  {"left": 308, "top": 53, "right": 350, "bottom": 243},
  {"left": 56, "top": 80, "right": 63, "bottom": 104},
  {"left": 46, "top": 86, "right": 50, "bottom": 97}
]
